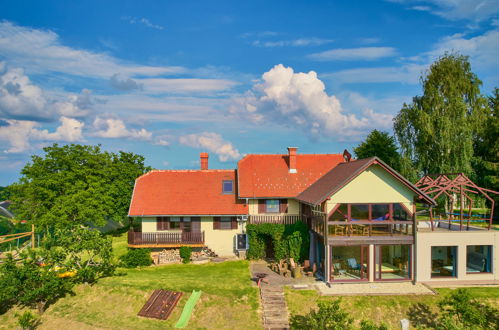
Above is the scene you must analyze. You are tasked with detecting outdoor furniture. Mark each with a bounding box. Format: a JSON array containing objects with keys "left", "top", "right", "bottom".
[{"left": 254, "top": 273, "right": 269, "bottom": 287}]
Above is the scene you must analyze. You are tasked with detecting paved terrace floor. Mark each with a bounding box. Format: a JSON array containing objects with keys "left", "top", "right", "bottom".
[{"left": 315, "top": 282, "right": 435, "bottom": 296}]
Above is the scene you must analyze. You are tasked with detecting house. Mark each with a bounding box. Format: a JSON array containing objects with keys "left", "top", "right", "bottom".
[{"left": 128, "top": 147, "right": 498, "bottom": 285}]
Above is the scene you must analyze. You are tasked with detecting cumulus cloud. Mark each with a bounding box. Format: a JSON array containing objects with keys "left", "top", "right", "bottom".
[
  {"left": 0, "top": 65, "right": 50, "bottom": 120},
  {"left": 179, "top": 132, "right": 241, "bottom": 161},
  {"left": 53, "top": 89, "right": 96, "bottom": 117},
  {"left": 0, "top": 21, "right": 183, "bottom": 78},
  {"left": 110, "top": 74, "right": 142, "bottom": 91},
  {"left": 308, "top": 47, "right": 397, "bottom": 61},
  {"left": 92, "top": 117, "right": 152, "bottom": 140},
  {"left": 230, "top": 64, "right": 392, "bottom": 138},
  {"left": 0, "top": 116, "right": 84, "bottom": 153}
]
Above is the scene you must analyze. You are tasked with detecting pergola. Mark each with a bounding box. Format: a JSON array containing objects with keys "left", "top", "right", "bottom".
[{"left": 415, "top": 173, "right": 498, "bottom": 231}]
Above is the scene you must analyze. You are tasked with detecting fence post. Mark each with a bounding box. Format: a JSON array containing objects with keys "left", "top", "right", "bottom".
[{"left": 31, "top": 224, "right": 35, "bottom": 249}]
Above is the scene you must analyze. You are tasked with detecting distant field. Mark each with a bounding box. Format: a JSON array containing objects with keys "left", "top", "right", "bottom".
[
  {"left": 0, "top": 234, "right": 261, "bottom": 330},
  {"left": 285, "top": 286, "right": 499, "bottom": 329}
]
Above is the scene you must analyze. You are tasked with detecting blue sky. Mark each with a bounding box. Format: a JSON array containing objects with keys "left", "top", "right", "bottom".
[{"left": 0, "top": 0, "right": 498, "bottom": 185}]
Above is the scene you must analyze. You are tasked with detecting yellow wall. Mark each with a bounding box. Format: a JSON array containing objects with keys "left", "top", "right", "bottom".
[
  {"left": 248, "top": 199, "right": 300, "bottom": 215},
  {"left": 416, "top": 231, "right": 498, "bottom": 282},
  {"left": 139, "top": 216, "right": 240, "bottom": 257},
  {"left": 325, "top": 164, "right": 415, "bottom": 214}
]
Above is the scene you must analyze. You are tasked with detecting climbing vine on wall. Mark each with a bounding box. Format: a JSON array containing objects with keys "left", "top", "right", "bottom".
[{"left": 246, "top": 221, "right": 309, "bottom": 262}]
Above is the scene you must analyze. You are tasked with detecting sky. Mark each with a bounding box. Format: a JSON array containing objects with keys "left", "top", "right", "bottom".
[{"left": 0, "top": 0, "right": 498, "bottom": 185}]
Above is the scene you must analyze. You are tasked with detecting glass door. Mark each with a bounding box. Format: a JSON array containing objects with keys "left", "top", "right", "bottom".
[
  {"left": 375, "top": 244, "right": 412, "bottom": 281},
  {"left": 330, "top": 245, "right": 369, "bottom": 282}
]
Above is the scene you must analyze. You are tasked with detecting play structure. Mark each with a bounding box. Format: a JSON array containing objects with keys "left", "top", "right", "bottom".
[
  {"left": 0, "top": 224, "right": 35, "bottom": 249},
  {"left": 415, "top": 173, "right": 498, "bottom": 231}
]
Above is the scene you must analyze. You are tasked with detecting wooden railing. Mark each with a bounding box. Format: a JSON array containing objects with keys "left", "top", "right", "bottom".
[
  {"left": 128, "top": 231, "right": 204, "bottom": 246},
  {"left": 248, "top": 215, "right": 300, "bottom": 225}
]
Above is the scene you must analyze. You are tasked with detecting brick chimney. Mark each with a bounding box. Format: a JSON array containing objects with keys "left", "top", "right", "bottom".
[
  {"left": 287, "top": 147, "right": 297, "bottom": 173},
  {"left": 200, "top": 152, "right": 209, "bottom": 170}
]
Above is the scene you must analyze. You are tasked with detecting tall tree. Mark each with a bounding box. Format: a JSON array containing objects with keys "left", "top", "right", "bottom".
[
  {"left": 354, "top": 130, "right": 401, "bottom": 172},
  {"left": 9, "top": 144, "right": 150, "bottom": 229},
  {"left": 394, "top": 53, "right": 488, "bottom": 179}
]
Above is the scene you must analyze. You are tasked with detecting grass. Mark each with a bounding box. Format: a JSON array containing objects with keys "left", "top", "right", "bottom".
[
  {"left": 285, "top": 287, "right": 499, "bottom": 329},
  {"left": 0, "top": 234, "right": 261, "bottom": 330}
]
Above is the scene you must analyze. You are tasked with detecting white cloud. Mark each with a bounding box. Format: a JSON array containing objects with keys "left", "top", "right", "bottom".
[
  {"left": 125, "top": 17, "right": 165, "bottom": 30},
  {"left": 252, "top": 38, "right": 333, "bottom": 47},
  {"left": 393, "top": 0, "right": 499, "bottom": 21},
  {"left": 0, "top": 116, "right": 84, "bottom": 153},
  {"left": 53, "top": 89, "right": 95, "bottom": 118},
  {"left": 110, "top": 74, "right": 142, "bottom": 91},
  {"left": 0, "top": 21, "right": 183, "bottom": 78},
  {"left": 230, "top": 64, "right": 393, "bottom": 139},
  {"left": 0, "top": 65, "right": 49, "bottom": 120},
  {"left": 140, "top": 78, "right": 238, "bottom": 94},
  {"left": 324, "top": 64, "right": 425, "bottom": 85},
  {"left": 308, "top": 47, "right": 397, "bottom": 61},
  {"left": 92, "top": 117, "right": 152, "bottom": 140},
  {"left": 428, "top": 29, "right": 499, "bottom": 70},
  {"left": 179, "top": 132, "right": 241, "bottom": 161}
]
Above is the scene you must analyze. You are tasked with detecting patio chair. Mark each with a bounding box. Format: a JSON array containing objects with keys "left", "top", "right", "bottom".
[{"left": 347, "top": 258, "right": 360, "bottom": 271}]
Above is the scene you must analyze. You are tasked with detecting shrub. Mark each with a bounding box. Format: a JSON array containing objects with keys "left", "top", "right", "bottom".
[
  {"left": 119, "top": 248, "right": 152, "bottom": 268},
  {"left": 290, "top": 299, "right": 353, "bottom": 329},
  {"left": 16, "top": 311, "right": 40, "bottom": 330},
  {"left": 179, "top": 246, "right": 192, "bottom": 264}
]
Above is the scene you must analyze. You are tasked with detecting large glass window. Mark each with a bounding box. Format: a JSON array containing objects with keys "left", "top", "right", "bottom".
[
  {"left": 372, "top": 204, "right": 390, "bottom": 220},
  {"left": 375, "top": 245, "right": 411, "bottom": 280},
  {"left": 393, "top": 204, "right": 410, "bottom": 221},
  {"left": 265, "top": 200, "right": 280, "bottom": 213},
  {"left": 169, "top": 217, "right": 181, "bottom": 230},
  {"left": 351, "top": 204, "right": 369, "bottom": 220},
  {"left": 330, "top": 245, "right": 369, "bottom": 281},
  {"left": 467, "top": 245, "right": 492, "bottom": 273},
  {"left": 329, "top": 204, "right": 348, "bottom": 221},
  {"left": 431, "top": 246, "right": 457, "bottom": 277}
]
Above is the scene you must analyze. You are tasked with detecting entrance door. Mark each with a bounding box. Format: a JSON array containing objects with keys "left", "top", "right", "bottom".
[
  {"left": 374, "top": 244, "right": 412, "bottom": 281},
  {"left": 330, "top": 245, "right": 369, "bottom": 282}
]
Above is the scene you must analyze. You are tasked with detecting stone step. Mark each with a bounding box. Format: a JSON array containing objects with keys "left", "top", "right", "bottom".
[{"left": 264, "top": 312, "right": 288, "bottom": 320}]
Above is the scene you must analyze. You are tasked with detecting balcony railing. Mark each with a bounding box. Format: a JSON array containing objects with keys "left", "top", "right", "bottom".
[
  {"left": 248, "top": 215, "right": 300, "bottom": 225},
  {"left": 328, "top": 223, "right": 413, "bottom": 237},
  {"left": 128, "top": 230, "right": 205, "bottom": 247}
]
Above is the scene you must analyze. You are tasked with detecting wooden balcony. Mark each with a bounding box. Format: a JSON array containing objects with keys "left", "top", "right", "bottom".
[
  {"left": 128, "top": 230, "right": 205, "bottom": 248},
  {"left": 248, "top": 215, "right": 300, "bottom": 225}
]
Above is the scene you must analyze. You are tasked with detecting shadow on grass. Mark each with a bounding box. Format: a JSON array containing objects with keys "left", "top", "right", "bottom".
[{"left": 407, "top": 302, "right": 438, "bottom": 328}]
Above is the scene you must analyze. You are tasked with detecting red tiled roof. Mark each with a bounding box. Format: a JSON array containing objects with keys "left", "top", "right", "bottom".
[
  {"left": 128, "top": 170, "right": 247, "bottom": 216},
  {"left": 237, "top": 154, "right": 345, "bottom": 198}
]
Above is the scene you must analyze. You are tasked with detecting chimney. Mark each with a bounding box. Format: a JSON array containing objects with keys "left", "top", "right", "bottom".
[
  {"left": 287, "top": 147, "right": 298, "bottom": 173},
  {"left": 200, "top": 152, "right": 209, "bottom": 170}
]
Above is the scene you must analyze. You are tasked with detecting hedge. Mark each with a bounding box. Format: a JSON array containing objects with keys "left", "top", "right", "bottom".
[{"left": 246, "top": 220, "right": 309, "bottom": 262}]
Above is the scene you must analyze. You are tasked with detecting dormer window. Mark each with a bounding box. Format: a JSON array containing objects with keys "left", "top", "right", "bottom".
[{"left": 222, "top": 180, "right": 234, "bottom": 194}]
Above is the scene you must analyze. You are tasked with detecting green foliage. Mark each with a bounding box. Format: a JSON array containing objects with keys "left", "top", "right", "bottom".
[
  {"left": 179, "top": 246, "right": 192, "bottom": 264},
  {"left": 408, "top": 288, "right": 499, "bottom": 329},
  {"left": 43, "top": 226, "right": 116, "bottom": 283},
  {"left": 394, "top": 53, "right": 488, "bottom": 180},
  {"left": 290, "top": 299, "right": 353, "bottom": 330},
  {"left": 0, "top": 186, "right": 9, "bottom": 201},
  {"left": 16, "top": 311, "right": 40, "bottom": 330},
  {"left": 246, "top": 221, "right": 309, "bottom": 262},
  {"left": 359, "top": 320, "right": 388, "bottom": 330},
  {"left": 119, "top": 248, "right": 152, "bottom": 268},
  {"left": 9, "top": 144, "right": 151, "bottom": 229},
  {"left": 354, "top": 130, "right": 401, "bottom": 172},
  {"left": 473, "top": 87, "right": 499, "bottom": 214},
  {"left": 0, "top": 250, "right": 74, "bottom": 314}
]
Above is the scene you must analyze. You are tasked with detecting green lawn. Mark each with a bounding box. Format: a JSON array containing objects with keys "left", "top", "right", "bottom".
[
  {"left": 0, "top": 234, "right": 261, "bottom": 330},
  {"left": 285, "top": 287, "right": 499, "bottom": 329}
]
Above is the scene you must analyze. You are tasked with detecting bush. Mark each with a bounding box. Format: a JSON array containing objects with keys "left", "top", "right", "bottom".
[
  {"left": 16, "top": 311, "right": 40, "bottom": 330},
  {"left": 119, "top": 248, "right": 152, "bottom": 268},
  {"left": 290, "top": 299, "right": 353, "bottom": 329},
  {"left": 179, "top": 246, "right": 192, "bottom": 264},
  {"left": 246, "top": 221, "right": 309, "bottom": 262}
]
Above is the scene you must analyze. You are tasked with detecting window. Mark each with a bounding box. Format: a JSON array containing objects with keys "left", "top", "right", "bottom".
[
  {"left": 183, "top": 217, "right": 191, "bottom": 232},
  {"left": 372, "top": 204, "right": 390, "bottom": 220},
  {"left": 330, "top": 245, "right": 369, "bottom": 282},
  {"left": 375, "top": 245, "right": 411, "bottom": 280},
  {"left": 222, "top": 180, "right": 234, "bottom": 194},
  {"left": 329, "top": 204, "right": 348, "bottom": 221},
  {"left": 266, "top": 200, "right": 280, "bottom": 213},
  {"left": 431, "top": 246, "right": 457, "bottom": 277},
  {"left": 351, "top": 204, "right": 369, "bottom": 220},
  {"left": 467, "top": 245, "right": 492, "bottom": 273},
  {"left": 220, "top": 216, "right": 232, "bottom": 230},
  {"left": 393, "top": 204, "right": 410, "bottom": 221},
  {"left": 170, "top": 217, "right": 181, "bottom": 230}
]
